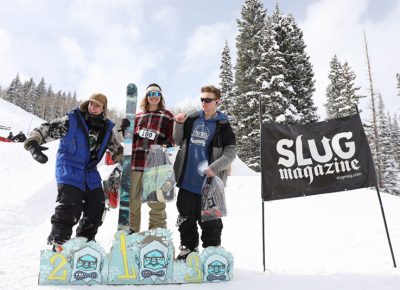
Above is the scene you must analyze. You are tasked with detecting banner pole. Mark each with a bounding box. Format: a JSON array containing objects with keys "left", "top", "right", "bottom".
[
  {"left": 258, "top": 94, "right": 267, "bottom": 272},
  {"left": 262, "top": 200, "right": 266, "bottom": 271},
  {"left": 375, "top": 186, "right": 397, "bottom": 267}
]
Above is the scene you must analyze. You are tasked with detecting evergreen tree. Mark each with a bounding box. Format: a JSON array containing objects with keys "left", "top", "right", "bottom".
[
  {"left": 377, "top": 94, "right": 400, "bottom": 195},
  {"left": 22, "top": 78, "right": 36, "bottom": 114},
  {"left": 390, "top": 113, "right": 400, "bottom": 166},
  {"left": 233, "top": 0, "right": 267, "bottom": 171},
  {"left": 34, "top": 78, "right": 47, "bottom": 117},
  {"left": 341, "top": 61, "right": 363, "bottom": 115},
  {"left": 325, "top": 55, "right": 343, "bottom": 119},
  {"left": 257, "top": 13, "right": 296, "bottom": 124},
  {"left": 278, "top": 12, "right": 318, "bottom": 124},
  {"left": 325, "top": 56, "right": 362, "bottom": 119},
  {"left": 219, "top": 40, "right": 234, "bottom": 118},
  {"left": 42, "top": 85, "right": 53, "bottom": 120},
  {"left": 5, "top": 74, "right": 23, "bottom": 105}
]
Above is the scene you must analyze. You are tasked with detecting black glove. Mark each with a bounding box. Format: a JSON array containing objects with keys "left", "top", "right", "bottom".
[
  {"left": 29, "top": 141, "right": 49, "bottom": 164},
  {"left": 118, "top": 118, "right": 130, "bottom": 137}
]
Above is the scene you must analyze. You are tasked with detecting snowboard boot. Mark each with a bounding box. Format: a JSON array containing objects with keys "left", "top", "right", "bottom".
[{"left": 176, "top": 245, "right": 198, "bottom": 261}]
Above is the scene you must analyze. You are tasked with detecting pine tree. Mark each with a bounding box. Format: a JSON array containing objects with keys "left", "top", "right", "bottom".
[
  {"left": 5, "top": 74, "right": 23, "bottom": 105},
  {"left": 325, "top": 56, "right": 363, "bottom": 119},
  {"left": 42, "top": 85, "right": 53, "bottom": 120},
  {"left": 325, "top": 55, "right": 343, "bottom": 119},
  {"left": 219, "top": 40, "right": 234, "bottom": 118},
  {"left": 34, "top": 78, "right": 47, "bottom": 117},
  {"left": 279, "top": 12, "right": 318, "bottom": 124},
  {"left": 390, "top": 113, "right": 400, "bottom": 166},
  {"left": 22, "top": 78, "right": 36, "bottom": 114},
  {"left": 233, "top": 0, "right": 268, "bottom": 171},
  {"left": 377, "top": 94, "right": 400, "bottom": 195},
  {"left": 257, "top": 12, "right": 296, "bottom": 124},
  {"left": 341, "top": 61, "right": 363, "bottom": 115}
]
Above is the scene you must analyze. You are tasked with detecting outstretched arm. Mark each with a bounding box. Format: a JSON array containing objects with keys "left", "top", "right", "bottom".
[{"left": 24, "top": 116, "right": 69, "bottom": 150}]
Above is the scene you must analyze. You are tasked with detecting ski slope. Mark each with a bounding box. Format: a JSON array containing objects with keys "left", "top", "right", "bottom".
[{"left": 0, "top": 101, "right": 400, "bottom": 290}]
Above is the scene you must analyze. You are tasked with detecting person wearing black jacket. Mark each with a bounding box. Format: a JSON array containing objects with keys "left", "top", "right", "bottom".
[{"left": 173, "top": 85, "right": 236, "bottom": 261}]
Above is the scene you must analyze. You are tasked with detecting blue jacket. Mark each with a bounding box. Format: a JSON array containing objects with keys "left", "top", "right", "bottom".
[{"left": 55, "top": 108, "right": 114, "bottom": 190}]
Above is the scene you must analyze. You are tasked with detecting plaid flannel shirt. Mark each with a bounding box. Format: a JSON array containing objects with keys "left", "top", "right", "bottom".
[{"left": 131, "top": 109, "right": 174, "bottom": 171}]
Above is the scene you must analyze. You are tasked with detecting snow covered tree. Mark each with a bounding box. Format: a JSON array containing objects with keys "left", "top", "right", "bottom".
[
  {"left": 219, "top": 41, "right": 234, "bottom": 118},
  {"left": 325, "top": 55, "right": 343, "bottom": 118},
  {"left": 256, "top": 11, "right": 297, "bottom": 124},
  {"left": 22, "top": 78, "right": 36, "bottom": 114},
  {"left": 5, "top": 74, "right": 23, "bottom": 105},
  {"left": 390, "top": 113, "right": 400, "bottom": 167},
  {"left": 42, "top": 85, "right": 53, "bottom": 120},
  {"left": 377, "top": 94, "right": 400, "bottom": 195},
  {"left": 233, "top": 0, "right": 267, "bottom": 171},
  {"left": 341, "top": 61, "right": 363, "bottom": 115},
  {"left": 34, "top": 78, "right": 47, "bottom": 117},
  {"left": 277, "top": 12, "right": 318, "bottom": 124},
  {"left": 325, "top": 56, "right": 363, "bottom": 119}
]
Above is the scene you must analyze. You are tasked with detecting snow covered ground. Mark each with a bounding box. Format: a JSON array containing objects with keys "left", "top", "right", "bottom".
[{"left": 1, "top": 101, "right": 400, "bottom": 289}]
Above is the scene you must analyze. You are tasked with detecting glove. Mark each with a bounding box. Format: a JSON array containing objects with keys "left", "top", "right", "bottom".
[
  {"left": 29, "top": 141, "right": 49, "bottom": 164},
  {"left": 118, "top": 118, "right": 130, "bottom": 137}
]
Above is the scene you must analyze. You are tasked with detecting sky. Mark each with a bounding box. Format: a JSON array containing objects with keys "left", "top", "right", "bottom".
[{"left": 0, "top": 0, "right": 399, "bottom": 119}]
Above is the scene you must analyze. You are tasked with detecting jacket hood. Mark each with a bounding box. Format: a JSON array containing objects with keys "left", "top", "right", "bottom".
[{"left": 198, "top": 110, "right": 228, "bottom": 122}]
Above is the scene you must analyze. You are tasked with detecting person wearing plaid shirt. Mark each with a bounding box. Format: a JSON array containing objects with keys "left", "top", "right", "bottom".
[{"left": 129, "top": 83, "right": 174, "bottom": 233}]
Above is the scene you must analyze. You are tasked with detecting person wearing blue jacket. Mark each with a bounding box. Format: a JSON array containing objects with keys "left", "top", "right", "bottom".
[
  {"left": 24, "top": 93, "right": 123, "bottom": 251},
  {"left": 173, "top": 85, "right": 236, "bottom": 261}
]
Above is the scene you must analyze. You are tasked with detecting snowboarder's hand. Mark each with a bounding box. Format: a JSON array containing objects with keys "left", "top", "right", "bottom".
[
  {"left": 205, "top": 167, "right": 215, "bottom": 177},
  {"left": 175, "top": 113, "right": 187, "bottom": 124},
  {"left": 118, "top": 118, "right": 130, "bottom": 137},
  {"left": 29, "top": 141, "right": 48, "bottom": 164}
]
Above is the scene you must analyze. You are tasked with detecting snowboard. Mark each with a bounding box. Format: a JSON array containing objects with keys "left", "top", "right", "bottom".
[{"left": 117, "top": 83, "right": 138, "bottom": 231}]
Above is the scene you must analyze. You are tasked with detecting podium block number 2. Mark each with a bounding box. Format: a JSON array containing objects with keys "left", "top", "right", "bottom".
[{"left": 48, "top": 254, "right": 67, "bottom": 280}]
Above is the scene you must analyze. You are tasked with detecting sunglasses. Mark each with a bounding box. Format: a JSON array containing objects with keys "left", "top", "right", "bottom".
[
  {"left": 200, "top": 98, "right": 216, "bottom": 103},
  {"left": 147, "top": 91, "right": 161, "bottom": 98}
]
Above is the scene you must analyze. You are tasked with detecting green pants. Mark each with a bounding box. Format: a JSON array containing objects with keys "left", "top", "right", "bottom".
[{"left": 129, "top": 170, "right": 167, "bottom": 232}]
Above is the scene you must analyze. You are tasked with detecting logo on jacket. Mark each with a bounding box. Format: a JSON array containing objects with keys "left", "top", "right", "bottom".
[{"left": 190, "top": 124, "right": 209, "bottom": 147}]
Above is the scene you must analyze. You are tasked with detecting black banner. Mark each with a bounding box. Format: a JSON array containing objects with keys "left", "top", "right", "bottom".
[{"left": 261, "top": 114, "right": 377, "bottom": 201}]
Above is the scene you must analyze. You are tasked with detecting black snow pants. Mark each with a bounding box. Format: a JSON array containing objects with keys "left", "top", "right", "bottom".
[
  {"left": 47, "top": 183, "right": 105, "bottom": 245},
  {"left": 176, "top": 188, "right": 223, "bottom": 250}
]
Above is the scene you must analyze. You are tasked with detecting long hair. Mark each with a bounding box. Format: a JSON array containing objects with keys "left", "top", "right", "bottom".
[{"left": 140, "top": 83, "right": 166, "bottom": 111}]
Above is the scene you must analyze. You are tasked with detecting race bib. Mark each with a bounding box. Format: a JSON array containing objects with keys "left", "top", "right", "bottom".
[{"left": 139, "top": 129, "right": 156, "bottom": 140}]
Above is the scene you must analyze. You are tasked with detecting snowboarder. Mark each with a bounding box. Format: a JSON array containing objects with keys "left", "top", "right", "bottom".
[
  {"left": 128, "top": 83, "right": 174, "bottom": 233},
  {"left": 13, "top": 131, "right": 26, "bottom": 142},
  {"left": 24, "top": 93, "right": 123, "bottom": 251},
  {"left": 173, "top": 85, "right": 236, "bottom": 261}
]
